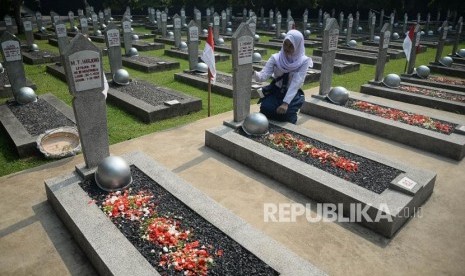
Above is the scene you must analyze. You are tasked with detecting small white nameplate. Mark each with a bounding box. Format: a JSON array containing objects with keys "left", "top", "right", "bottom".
[
  {"left": 165, "top": 100, "right": 180, "bottom": 106},
  {"left": 397, "top": 177, "right": 417, "bottom": 190}
]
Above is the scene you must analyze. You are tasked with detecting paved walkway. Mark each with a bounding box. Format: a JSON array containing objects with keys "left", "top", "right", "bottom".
[{"left": 1, "top": 87, "right": 465, "bottom": 275}]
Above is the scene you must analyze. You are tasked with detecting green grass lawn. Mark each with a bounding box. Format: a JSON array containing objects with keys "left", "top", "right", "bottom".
[{"left": 0, "top": 29, "right": 463, "bottom": 176}]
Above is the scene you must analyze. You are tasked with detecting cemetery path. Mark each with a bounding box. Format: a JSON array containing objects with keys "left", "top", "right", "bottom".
[{"left": 1, "top": 88, "right": 465, "bottom": 275}]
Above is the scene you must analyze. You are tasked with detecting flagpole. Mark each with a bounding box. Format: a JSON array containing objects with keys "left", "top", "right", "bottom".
[{"left": 208, "top": 68, "right": 211, "bottom": 117}]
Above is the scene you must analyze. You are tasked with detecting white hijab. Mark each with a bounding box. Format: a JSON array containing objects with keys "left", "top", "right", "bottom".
[{"left": 273, "top": 30, "right": 312, "bottom": 73}]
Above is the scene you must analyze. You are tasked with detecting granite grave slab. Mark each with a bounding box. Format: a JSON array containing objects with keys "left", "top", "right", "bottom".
[
  {"left": 301, "top": 93, "right": 465, "bottom": 160},
  {"left": 362, "top": 41, "right": 428, "bottom": 53},
  {"left": 400, "top": 74, "right": 465, "bottom": 93},
  {"left": 360, "top": 81, "right": 465, "bottom": 114},
  {"left": 0, "top": 93, "right": 75, "bottom": 157},
  {"left": 174, "top": 71, "right": 266, "bottom": 98},
  {"left": 132, "top": 40, "right": 165, "bottom": 51},
  {"left": 106, "top": 79, "right": 201, "bottom": 123},
  {"left": 205, "top": 122, "right": 436, "bottom": 238},
  {"left": 164, "top": 48, "right": 229, "bottom": 62},
  {"left": 428, "top": 62, "right": 465, "bottom": 78},
  {"left": 22, "top": 49, "right": 60, "bottom": 65},
  {"left": 45, "top": 151, "right": 325, "bottom": 276},
  {"left": 313, "top": 48, "right": 388, "bottom": 65},
  {"left": 121, "top": 55, "right": 180, "bottom": 73}
]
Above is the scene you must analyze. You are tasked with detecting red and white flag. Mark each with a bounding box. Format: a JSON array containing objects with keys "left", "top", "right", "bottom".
[
  {"left": 201, "top": 26, "right": 216, "bottom": 83},
  {"left": 403, "top": 25, "right": 415, "bottom": 61}
]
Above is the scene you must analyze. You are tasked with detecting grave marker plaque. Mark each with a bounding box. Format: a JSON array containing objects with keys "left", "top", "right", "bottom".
[
  {"left": 452, "top": 17, "right": 463, "bottom": 55},
  {"left": 287, "top": 16, "right": 294, "bottom": 32},
  {"left": 319, "top": 18, "right": 339, "bottom": 95},
  {"left": 55, "top": 21, "right": 69, "bottom": 55},
  {"left": 370, "top": 14, "right": 376, "bottom": 41},
  {"left": 181, "top": 8, "right": 186, "bottom": 26},
  {"left": 379, "top": 9, "right": 384, "bottom": 30},
  {"left": 407, "top": 24, "right": 421, "bottom": 74},
  {"left": 213, "top": 13, "right": 220, "bottom": 42},
  {"left": 4, "top": 15, "right": 14, "bottom": 34},
  {"left": 206, "top": 8, "right": 211, "bottom": 25},
  {"left": 173, "top": 14, "right": 181, "bottom": 48},
  {"left": 195, "top": 10, "right": 202, "bottom": 27},
  {"left": 375, "top": 23, "right": 391, "bottom": 82},
  {"left": 105, "top": 23, "right": 122, "bottom": 76},
  {"left": 221, "top": 10, "right": 227, "bottom": 34},
  {"left": 346, "top": 14, "right": 353, "bottom": 45},
  {"left": 161, "top": 12, "right": 167, "bottom": 38},
  {"left": 0, "top": 32, "right": 26, "bottom": 100},
  {"left": 80, "top": 17, "right": 89, "bottom": 35},
  {"left": 23, "top": 18, "right": 34, "bottom": 48},
  {"left": 98, "top": 11, "right": 104, "bottom": 26},
  {"left": 36, "top": 12, "right": 43, "bottom": 31},
  {"left": 69, "top": 11, "right": 75, "bottom": 30},
  {"left": 434, "top": 21, "right": 448, "bottom": 63},
  {"left": 247, "top": 17, "right": 256, "bottom": 35},
  {"left": 269, "top": 10, "right": 274, "bottom": 28},
  {"left": 91, "top": 13, "right": 99, "bottom": 34},
  {"left": 339, "top": 12, "right": 344, "bottom": 33},
  {"left": 187, "top": 20, "right": 199, "bottom": 70},
  {"left": 275, "top": 12, "right": 282, "bottom": 38},
  {"left": 231, "top": 23, "right": 254, "bottom": 122},
  {"left": 122, "top": 19, "right": 132, "bottom": 55},
  {"left": 303, "top": 10, "right": 308, "bottom": 33},
  {"left": 62, "top": 34, "right": 109, "bottom": 168}
]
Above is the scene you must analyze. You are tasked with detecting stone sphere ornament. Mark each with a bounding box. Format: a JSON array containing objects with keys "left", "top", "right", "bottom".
[
  {"left": 271, "top": 24, "right": 276, "bottom": 30},
  {"left": 439, "top": 56, "right": 453, "bottom": 67},
  {"left": 167, "top": 31, "right": 174, "bottom": 38},
  {"left": 95, "top": 156, "right": 133, "bottom": 192},
  {"left": 128, "top": 47, "right": 139, "bottom": 57},
  {"left": 179, "top": 41, "right": 188, "bottom": 51},
  {"left": 306, "top": 23, "right": 311, "bottom": 28},
  {"left": 304, "top": 30, "right": 311, "bottom": 37},
  {"left": 95, "top": 30, "right": 102, "bottom": 36},
  {"left": 226, "top": 28, "right": 232, "bottom": 35},
  {"left": 343, "top": 28, "right": 347, "bottom": 34},
  {"left": 383, "top": 74, "right": 401, "bottom": 88},
  {"left": 373, "top": 36, "right": 380, "bottom": 44},
  {"left": 195, "top": 62, "right": 208, "bottom": 73},
  {"left": 254, "top": 34, "right": 260, "bottom": 42},
  {"left": 113, "top": 68, "right": 130, "bottom": 85},
  {"left": 30, "top": 44, "right": 40, "bottom": 51},
  {"left": 16, "top": 87, "right": 38, "bottom": 105},
  {"left": 0, "top": 63, "right": 4, "bottom": 74},
  {"left": 40, "top": 26, "right": 46, "bottom": 33},
  {"left": 73, "top": 26, "right": 79, "bottom": 32},
  {"left": 131, "top": 34, "right": 139, "bottom": 41},
  {"left": 216, "top": 37, "right": 225, "bottom": 45},
  {"left": 242, "top": 112, "right": 269, "bottom": 136},
  {"left": 420, "top": 31, "right": 425, "bottom": 36},
  {"left": 280, "top": 32, "right": 286, "bottom": 39},
  {"left": 428, "top": 30, "right": 434, "bottom": 36},
  {"left": 327, "top": 86, "right": 349, "bottom": 105},
  {"left": 392, "top": 32, "right": 400, "bottom": 40},
  {"left": 202, "top": 29, "right": 208, "bottom": 36},
  {"left": 416, "top": 65, "right": 430, "bottom": 79},
  {"left": 252, "top": 52, "right": 262, "bottom": 63},
  {"left": 101, "top": 24, "right": 107, "bottom": 29},
  {"left": 457, "top": 49, "right": 465, "bottom": 58},
  {"left": 347, "top": 40, "right": 357, "bottom": 48},
  {"left": 227, "top": 21, "right": 232, "bottom": 27},
  {"left": 357, "top": 26, "right": 363, "bottom": 32}
]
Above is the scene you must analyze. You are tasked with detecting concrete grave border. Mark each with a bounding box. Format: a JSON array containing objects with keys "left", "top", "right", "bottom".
[
  {"left": 44, "top": 151, "right": 325, "bottom": 276},
  {"left": 174, "top": 71, "right": 265, "bottom": 99},
  {"left": 400, "top": 74, "right": 465, "bottom": 92},
  {"left": 313, "top": 48, "right": 387, "bottom": 65},
  {"left": 301, "top": 94, "right": 465, "bottom": 160},
  {"left": 22, "top": 50, "right": 60, "bottom": 65},
  {"left": 205, "top": 122, "right": 436, "bottom": 238},
  {"left": 107, "top": 79, "right": 201, "bottom": 123},
  {"left": 428, "top": 62, "right": 465, "bottom": 79},
  {"left": 164, "top": 48, "right": 230, "bottom": 62},
  {"left": 360, "top": 81, "right": 465, "bottom": 114},
  {"left": 0, "top": 93, "right": 75, "bottom": 157},
  {"left": 121, "top": 56, "right": 180, "bottom": 73},
  {"left": 131, "top": 40, "right": 164, "bottom": 51}
]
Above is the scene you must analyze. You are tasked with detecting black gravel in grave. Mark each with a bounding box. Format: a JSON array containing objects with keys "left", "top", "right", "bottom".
[
  {"left": 345, "top": 98, "right": 457, "bottom": 135},
  {"left": 25, "top": 50, "right": 56, "bottom": 58},
  {"left": 7, "top": 98, "right": 75, "bottom": 136},
  {"left": 238, "top": 125, "right": 403, "bottom": 194},
  {"left": 128, "top": 55, "right": 167, "bottom": 64},
  {"left": 79, "top": 167, "right": 279, "bottom": 276},
  {"left": 0, "top": 72, "right": 10, "bottom": 86},
  {"left": 187, "top": 71, "right": 233, "bottom": 86},
  {"left": 109, "top": 80, "right": 184, "bottom": 107}
]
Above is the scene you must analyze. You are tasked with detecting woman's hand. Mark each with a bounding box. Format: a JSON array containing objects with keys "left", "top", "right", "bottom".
[{"left": 276, "top": 103, "right": 289, "bottom": 114}]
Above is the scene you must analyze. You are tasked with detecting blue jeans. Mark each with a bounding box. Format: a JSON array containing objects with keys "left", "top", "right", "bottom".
[{"left": 259, "top": 88, "right": 305, "bottom": 124}]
